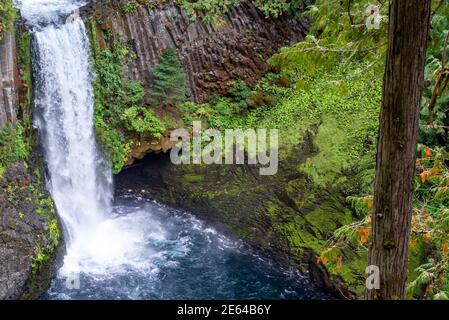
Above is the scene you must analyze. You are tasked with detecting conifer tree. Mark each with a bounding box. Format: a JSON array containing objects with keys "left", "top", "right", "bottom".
[{"left": 149, "top": 48, "right": 187, "bottom": 107}]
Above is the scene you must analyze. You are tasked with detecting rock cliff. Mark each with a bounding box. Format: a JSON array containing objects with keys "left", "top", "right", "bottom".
[
  {"left": 82, "top": 0, "right": 310, "bottom": 103},
  {"left": 0, "top": 29, "right": 18, "bottom": 129},
  {"left": 0, "top": 160, "right": 63, "bottom": 300}
]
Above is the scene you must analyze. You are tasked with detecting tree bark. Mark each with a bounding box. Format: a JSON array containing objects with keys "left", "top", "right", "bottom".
[{"left": 366, "top": 0, "right": 431, "bottom": 300}]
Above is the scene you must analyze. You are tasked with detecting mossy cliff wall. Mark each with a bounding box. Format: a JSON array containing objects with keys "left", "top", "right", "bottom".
[{"left": 116, "top": 128, "right": 367, "bottom": 299}]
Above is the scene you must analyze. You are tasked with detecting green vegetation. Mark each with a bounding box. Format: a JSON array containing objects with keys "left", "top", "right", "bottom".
[
  {"left": 309, "top": 0, "right": 449, "bottom": 299},
  {"left": 149, "top": 48, "right": 187, "bottom": 107},
  {"left": 121, "top": 106, "right": 165, "bottom": 138},
  {"left": 179, "top": 0, "right": 238, "bottom": 25},
  {"left": 120, "top": 0, "right": 139, "bottom": 14},
  {"left": 0, "top": 0, "right": 16, "bottom": 38},
  {"left": 89, "top": 17, "right": 188, "bottom": 173},
  {"left": 0, "top": 29, "right": 34, "bottom": 179},
  {"left": 89, "top": 18, "right": 147, "bottom": 172},
  {"left": 179, "top": 0, "right": 308, "bottom": 24},
  {"left": 0, "top": 123, "right": 30, "bottom": 179},
  {"left": 28, "top": 169, "right": 60, "bottom": 281},
  {"left": 182, "top": 64, "right": 380, "bottom": 187},
  {"left": 0, "top": 125, "right": 17, "bottom": 176}
]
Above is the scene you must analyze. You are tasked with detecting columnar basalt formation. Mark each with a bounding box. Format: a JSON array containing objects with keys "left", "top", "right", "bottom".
[{"left": 82, "top": 0, "right": 310, "bottom": 103}]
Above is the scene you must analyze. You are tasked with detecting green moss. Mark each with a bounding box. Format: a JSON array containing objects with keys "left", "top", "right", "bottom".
[
  {"left": 0, "top": 0, "right": 17, "bottom": 39},
  {"left": 183, "top": 174, "right": 204, "bottom": 183},
  {"left": 16, "top": 30, "right": 32, "bottom": 107},
  {"left": 49, "top": 219, "right": 60, "bottom": 247},
  {"left": 120, "top": 1, "right": 138, "bottom": 14},
  {"left": 305, "top": 201, "right": 353, "bottom": 236}
]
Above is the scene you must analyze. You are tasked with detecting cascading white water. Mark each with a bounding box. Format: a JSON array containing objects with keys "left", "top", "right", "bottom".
[
  {"left": 34, "top": 11, "right": 111, "bottom": 252},
  {"left": 18, "top": 0, "right": 151, "bottom": 276}
]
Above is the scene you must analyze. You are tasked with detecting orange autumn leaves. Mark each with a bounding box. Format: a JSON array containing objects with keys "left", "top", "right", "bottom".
[
  {"left": 411, "top": 209, "right": 433, "bottom": 247},
  {"left": 316, "top": 198, "right": 373, "bottom": 271},
  {"left": 416, "top": 147, "right": 445, "bottom": 185},
  {"left": 420, "top": 170, "right": 429, "bottom": 183},
  {"left": 316, "top": 250, "right": 343, "bottom": 270},
  {"left": 411, "top": 145, "right": 449, "bottom": 288},
  {"left": 417, "top": 148, "right": 437, "bottom": 183},
  {"left": 318, "top": 145, "right": 449, "bottom": 295},
  {"left": 357, "top": 226, "right": 370, "bottom": 244}
]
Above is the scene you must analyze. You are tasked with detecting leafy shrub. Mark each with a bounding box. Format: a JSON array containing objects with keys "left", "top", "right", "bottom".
[
  {"left": 228, "top": 80, "right": 253, "bottom": 113},
  {"left": 180, "top": 0, "right": 238, "bottom": 25},
  {"left": 121, "top": 106, "right": 165, "bottom": 138},
  {"left": 0, "top": 122, "right": 30, "bottom": 178},
  {"left": 94, "top": 104, "right": 127, "bottom": 174},
  {"left": 120, "top": 1, "right": 138, "bottom": 14},
  {"left": 15, "top": 122, "right": 30, "bottom": 160},
  {"left": 180, "top": 0, "right": 307, "bottom": 23},
  {"left": 0, "top": 0, "right": 16, "bottom": 39},
  {"left": 252, "top": 0, "right": 290, "bottom": 18}
]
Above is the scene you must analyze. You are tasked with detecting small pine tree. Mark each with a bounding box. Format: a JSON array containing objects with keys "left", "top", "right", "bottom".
[{"left": 149, "top": 48, "right": 187, "bottom": 107}]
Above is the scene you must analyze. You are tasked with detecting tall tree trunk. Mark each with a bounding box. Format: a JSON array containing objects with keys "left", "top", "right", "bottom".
[{"left": 366, "top": 0, "right": 431, "bottom": 300}]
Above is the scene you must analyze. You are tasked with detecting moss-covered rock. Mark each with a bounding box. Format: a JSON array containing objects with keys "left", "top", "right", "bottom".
[
  {"left": 0, "top": 158, "right": 63, "bottom": 300},
  {"left": 116, "top": 124, "right": 370, "bottom": 298}
]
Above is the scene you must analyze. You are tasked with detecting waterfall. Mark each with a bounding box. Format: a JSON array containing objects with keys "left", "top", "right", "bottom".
[
  {"left": 33, "top": 14, "right": 114, "bottom": 273},
  {"left": 19, "top": 0, "right": 147, "bottom": 276}
]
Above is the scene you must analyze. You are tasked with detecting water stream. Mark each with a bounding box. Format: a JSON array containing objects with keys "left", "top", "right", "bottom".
[{"left": 17, "top": 0, "right": 330, "bottom": 300}]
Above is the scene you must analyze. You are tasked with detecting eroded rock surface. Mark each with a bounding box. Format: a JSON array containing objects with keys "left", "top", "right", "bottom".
[
  {"left": 0, "top": 162, "right": 62, "bottom": 300},
  {"left": 0, "top": 30, "right": 18, "bottom": 129},
  {"left": 82, "top": 0, "right": 310, "bottom": 103}
]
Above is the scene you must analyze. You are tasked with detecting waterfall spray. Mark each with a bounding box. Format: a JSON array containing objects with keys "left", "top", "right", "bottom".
[{"left": 19, "top": 0, "right": 147, "bottom": 276}]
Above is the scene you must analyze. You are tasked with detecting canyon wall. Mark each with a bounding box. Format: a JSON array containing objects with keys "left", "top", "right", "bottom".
[{"left": 82, "top": 0, "right": 310, "bottom": 103}]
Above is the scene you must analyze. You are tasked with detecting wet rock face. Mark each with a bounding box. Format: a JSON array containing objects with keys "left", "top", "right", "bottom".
[
  {"left": 0, "top": 162, "right": 63, "bottom": 300},
  {"left": 83, "top": 0, "right": 310, "bottom": 103},
  {"left": 0, "top": 30, "right": 18, "bottom": 129}
]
